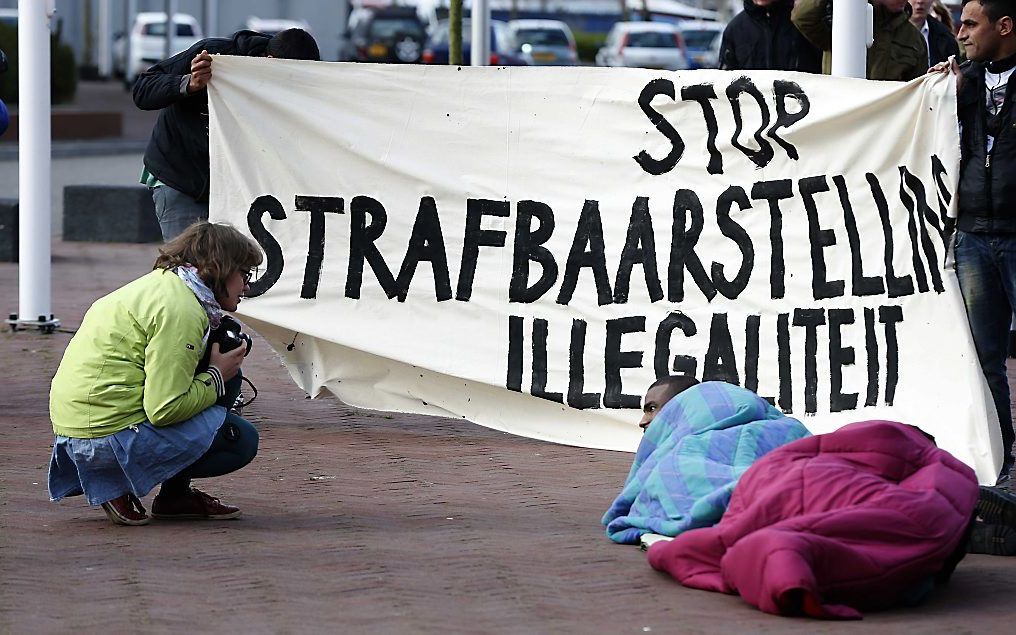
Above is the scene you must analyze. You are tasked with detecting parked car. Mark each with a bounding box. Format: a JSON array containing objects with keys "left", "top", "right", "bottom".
[
  {"left": 422, "top": 19, "right": 527, "bottom": 66},
  {"left": 595, "top": 22, "right": 688, "bottom": 71},
  {"left": 678, "top": 20, "right": 724, "bottom": 70},
  {"left": 113, "top": 12, "right": 203, "bottom": 84},
  {"left": 345, "top": 5, "right": 427, "bottom": 63},
  {"left": 245, "top": 16, "right": 311, "bottom": 37},
  {"left": 508, "top": 19, "right": 578, "bottom": 66},
  {"left": 0, "top": 9, "right": 16, "bottom": 29}
]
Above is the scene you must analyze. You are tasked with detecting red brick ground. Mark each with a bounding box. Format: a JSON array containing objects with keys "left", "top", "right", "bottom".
[{"left": 1, "top": 241, "right": 1014, "bottom": 633}]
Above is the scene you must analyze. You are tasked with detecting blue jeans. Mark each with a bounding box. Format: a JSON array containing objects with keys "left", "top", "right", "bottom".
[
  {"left": 161, "top": 373, "right": 258, "bottom": 493},
  {"left": 152, "top": 184, "right": 208, "bottom": 241},
  {"left": 954, "top": 230, "right": 1016, "bottom": 474}
]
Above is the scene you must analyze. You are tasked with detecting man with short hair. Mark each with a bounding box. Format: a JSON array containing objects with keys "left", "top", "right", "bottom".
[
  {"left": 933, "top": 0, "right": 1016, "bottom": 485},
  {"left": 134, "top": 28, "right": 321, "bottom": 241},
  {"left": 911, "top": 0, "right": 962, "bottom": 66},
  {"left": 793, "top": 0, "right": 928, "bottom": 80},
  {"left": 638, "top": 375, "right": 699, "bottom": 431}
]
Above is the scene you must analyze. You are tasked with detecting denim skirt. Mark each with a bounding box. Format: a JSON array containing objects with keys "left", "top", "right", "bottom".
[{"left": 48, "top": 405, "right": 226, "bottom": 506}]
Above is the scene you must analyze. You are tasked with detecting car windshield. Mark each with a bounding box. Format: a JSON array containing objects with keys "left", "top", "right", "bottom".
[
  {"left": 681, "top": 30, "right": 719, "bottom": 49},
  {"left": 370, "top": 17, "right": 425, "bottom": 39},
  {"left": 514, "top": 28, "right": 569, "bottom": 47},
  {"left": 627, "top": 31, "right": 678, "bottom": 48},
  {"left": 431, "top": 22, "right": 511, "bottom": 49},
  {"left": 143, "top": 22, "right": 196, "bottom": 37}
]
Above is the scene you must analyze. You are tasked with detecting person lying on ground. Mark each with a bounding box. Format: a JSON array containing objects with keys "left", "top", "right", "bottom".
[
  {"left": 603, "top": 378, "right": 811, "bottom": 544},
  {"left": 646, "top": 421, "right": 1016, "bottom": 618},
  {"left": 48, "top": 221, "right": 261, "bottom": 526}
]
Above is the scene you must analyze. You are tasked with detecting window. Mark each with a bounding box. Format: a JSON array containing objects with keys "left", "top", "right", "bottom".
[
  {"left": 143, "top": 22, "right": 196, "bottom": 37},
  {"left": 369, "top": 18, "right": 426, "bottom": 40},
  {"left": 681, "top": 30, "right": 719, "bottom": 49},
  {"left": 514, "top": 28, "right": 570, "bottom": 47},
  {"left": 627, "top": 31, "right": 679, "bottom": 48}
]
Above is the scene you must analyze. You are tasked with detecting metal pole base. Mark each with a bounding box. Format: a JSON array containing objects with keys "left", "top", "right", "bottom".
[{"left": 6, "top": 313, "right": 61, "bottom": 334}]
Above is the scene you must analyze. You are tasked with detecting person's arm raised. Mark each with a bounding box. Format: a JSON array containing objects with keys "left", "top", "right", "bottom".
[{"left": 133, "top": 40, "right": 211, "bottom": 111}]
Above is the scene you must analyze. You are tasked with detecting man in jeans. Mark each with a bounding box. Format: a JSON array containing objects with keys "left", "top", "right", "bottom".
[
  {"left": 133, "top": 28, "right": 320, "bottom": 240},
  {"left": 935, "top": 0, "right": 1016, "bottom": 485}
]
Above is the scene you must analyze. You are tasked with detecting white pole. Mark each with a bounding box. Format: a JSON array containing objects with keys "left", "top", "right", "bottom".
[
  {"left": 164, "top": 0, "right": 175, "bottom": 60},
  {"left": 204, "top": 0, "right": 218, "bottom": 38},
  {"left": 125, "top": 0, "right": 136, "bottom": 83},
  {"left": 471, "top": 0, "right": 490, "bottom": 66},
  {"left": 15, "top": 0, "right": 57, "bottom": 330},
  {"left": 830, "top": 0, "right": 867, "bottom": 78},
  {"left": 97, "top": 0, "right": 112, "bottom": 77}
]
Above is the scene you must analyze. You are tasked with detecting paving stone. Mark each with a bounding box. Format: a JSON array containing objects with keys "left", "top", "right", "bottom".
[{"left": 1, "top": 241, "right": 1014, "bottom": 633}]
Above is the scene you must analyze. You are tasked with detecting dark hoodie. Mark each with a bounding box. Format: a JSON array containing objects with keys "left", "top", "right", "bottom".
[
  {"left": 719, "top": 0, "right": 822, "bottom": 72},
  {"left": 133, "top": 31, "right": 271, "bottom": 202}
]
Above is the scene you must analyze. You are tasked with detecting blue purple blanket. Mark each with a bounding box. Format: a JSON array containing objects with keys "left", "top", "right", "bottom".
[{"left": 602, "top": 381, "right": 810, "bottom": 544}]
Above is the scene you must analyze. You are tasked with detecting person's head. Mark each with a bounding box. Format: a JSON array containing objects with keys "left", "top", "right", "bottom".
[
  {"left": 266, "top": 28, "right": 321, "bottom": 61},
  {"left": 960, "top": 0, "right": 1016, "bottom": 61},
  {"left": 154, "top": 221, "right": 263, "bottom": 312},
  {"left": 911, "top": 0, "right": 933, "bottom": 26},
  {"left": 933, "top": 0, "right": 956, "bottom": 30},
  {"left": 639, "top": 375, "right": 699, "bottom": 431},
  {"left": 876, "top": 0, "right": 911, "bottom": 14}
]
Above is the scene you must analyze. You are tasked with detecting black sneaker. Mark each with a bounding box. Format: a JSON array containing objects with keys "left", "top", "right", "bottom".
[
  {"left": 999, "top": 463, "right": 1014, "bottom": 487},
  {"left": 976, "top": 485, "right": 1016, "bottom": 526},
  {"left": 968, "top": 522, "right": 1016, "bottom": 556}
]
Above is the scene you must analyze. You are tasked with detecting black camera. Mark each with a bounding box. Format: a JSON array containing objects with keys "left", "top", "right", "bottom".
[
  {"left": 213, "top": 315, "right": 253, "bottom": 356},
  {"left": 199, "top": 315, "right": 252, "bottom": 370}
]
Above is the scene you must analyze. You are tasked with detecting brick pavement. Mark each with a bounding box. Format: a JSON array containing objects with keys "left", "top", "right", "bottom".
[{"left": 1, "top": 241, "right": 1015, "bottom": 633}]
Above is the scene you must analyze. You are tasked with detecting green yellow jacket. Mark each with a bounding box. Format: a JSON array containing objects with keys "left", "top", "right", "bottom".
[
  {"left": 792, "top": 0, "right": 928, "bottom": 81},
  {"left": 50, "top": 269, "right": 219, "bottom": 438}
]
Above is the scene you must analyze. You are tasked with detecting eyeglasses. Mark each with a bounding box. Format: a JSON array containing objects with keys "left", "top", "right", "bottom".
[{"left": 241, "top": 268, "right": 255, "bottom": 285}]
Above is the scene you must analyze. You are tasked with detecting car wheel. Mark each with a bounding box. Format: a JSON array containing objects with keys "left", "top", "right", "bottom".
[{"left": 393, "top": 33, "right": 422, "bottom": 63}]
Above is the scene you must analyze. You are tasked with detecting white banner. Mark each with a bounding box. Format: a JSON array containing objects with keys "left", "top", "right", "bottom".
[{"left": 208, "top": 57, "right": 1001, "bottom": 483}]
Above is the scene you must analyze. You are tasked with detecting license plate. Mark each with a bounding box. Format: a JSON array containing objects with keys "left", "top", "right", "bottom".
[
  {"left": 369, "top": 43, "right": 387, "bottom": 58},
  {"left": 533, "top": 52, "right": 554, "bottom": 62}
]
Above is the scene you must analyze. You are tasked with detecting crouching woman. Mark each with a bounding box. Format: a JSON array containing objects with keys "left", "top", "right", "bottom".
[{"left": 48, "top": 222, "right": 261, "bottom": 526}]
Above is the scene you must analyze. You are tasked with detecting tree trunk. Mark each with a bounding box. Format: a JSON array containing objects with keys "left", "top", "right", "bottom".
[{"left": 450, "top": 0, "right": 463, "bottom": 65}]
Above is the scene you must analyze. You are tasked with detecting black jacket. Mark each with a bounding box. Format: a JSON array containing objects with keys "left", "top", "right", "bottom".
[
  {"left": 719, "top": 0, "right": 822, "bottom": 73},
  {"left": 133, "top": 31, "right": 271, "bottom": 202},
  {"left": 957, "top": 59, "right": 1016, "bottom": 232},
  {"left": 926, "top": 17, "right": 960, "bottom": 67}
]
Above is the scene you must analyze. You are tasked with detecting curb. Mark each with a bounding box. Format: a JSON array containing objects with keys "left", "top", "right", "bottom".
[{"left": 0, "top": 139, "right": 148, "bottom": 161}]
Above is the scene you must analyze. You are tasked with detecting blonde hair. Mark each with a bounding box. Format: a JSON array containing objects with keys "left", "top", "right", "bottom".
[{"left": 154, "top": 221, "right": 263, "bottom": 299}]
